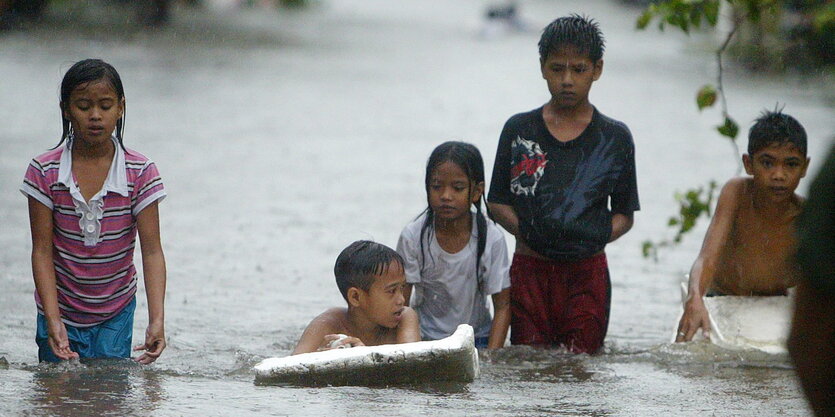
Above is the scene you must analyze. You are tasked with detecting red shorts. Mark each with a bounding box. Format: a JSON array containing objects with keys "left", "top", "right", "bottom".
[{"left": 509, "top": 252, "right": 611, "bottom": 353}]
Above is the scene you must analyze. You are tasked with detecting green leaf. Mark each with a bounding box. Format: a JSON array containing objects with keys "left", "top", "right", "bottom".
[
  {"left": 642, "top": 241, "right": 654, "bottom": 258},
  {"left": 637, "top": 10, "right": 653, "bottom": 29},
  {"left": 668, "top": 217, "right": 680, "bottom": 226},
  {"left": 716, "top": 116, "right": 739, "bottom": 140},
  {"left": 690, "top": 7, "right": 702, "bottom": 27},
  {"left": 705, "top": 0, "right": 720, "bottom": 26}
]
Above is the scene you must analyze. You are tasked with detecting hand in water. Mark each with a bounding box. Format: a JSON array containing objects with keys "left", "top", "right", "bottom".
[
  {"left": 134, "top": 321, "right": 166, "bottom": 364},
  {"left": 47, "top": 319, "right": 79, "bottom": 360},
  {"left": 676, "top": 298, "right": 711, "bottom": 342}
]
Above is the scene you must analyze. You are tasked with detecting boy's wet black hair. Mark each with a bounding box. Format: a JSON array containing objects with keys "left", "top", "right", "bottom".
[
  {"left": 539, "top": 14, "right": 605, "bottom": 63},
  {"left": 419, "top": 141, "right": 491, "bottom": 292},
  {"left": 748, "top": 109, "right": 807, "bottom": 156},
  {"left": 54, "top": 59, "right": 126, "bottom": 151},
  {"left": 334, "top": 240, "right": 404, "bottom": 301}
]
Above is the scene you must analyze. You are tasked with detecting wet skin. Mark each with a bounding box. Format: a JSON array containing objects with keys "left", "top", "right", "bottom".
[
  {"left": 292, "top": 262, "right": 420, "bottom": 354},
  {"left": 63, "top": 79, "right": 124, "bottom": 202},
  {"left": 428, "top": 160, "right": 484, "bottom": 254},
  {"left": 540, "top": 45, "right": 602, "bottom": 143},
  {"left": 677, "top": 143, "right": 809, "bottom": 342}
]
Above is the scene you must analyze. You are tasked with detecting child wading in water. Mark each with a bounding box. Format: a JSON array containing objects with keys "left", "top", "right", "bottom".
[
  {"left": 397, "top": 141, "right": 511, "bottom": 349},
  {"left": 676, "top": 110, "right": 810, "bottom": 342},
  {"left": 293, "top": 241, "right": 420, "bottom": 354},
  {"left": 488, "top": 15, "right": 639, "bottom": 353},
  {"left": 21, "top": 59, "right": 168, "bottom": 363}
]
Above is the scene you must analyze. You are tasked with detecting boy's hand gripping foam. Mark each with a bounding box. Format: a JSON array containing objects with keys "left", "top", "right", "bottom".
[{"left": 675, "top": 281, "right": 793, "bottom": 354}]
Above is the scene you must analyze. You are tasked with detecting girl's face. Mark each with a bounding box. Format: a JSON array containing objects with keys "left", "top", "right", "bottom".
[
  {"left": 428, "top": 160, "right": 483, "bottom": 223},
  {"left": 62, "top": 79, "right": 124, "bottom": 148}
]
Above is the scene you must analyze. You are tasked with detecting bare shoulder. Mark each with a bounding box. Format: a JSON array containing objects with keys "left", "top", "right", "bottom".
[
  {"left": 711, "top": 177, "right": 748, "bottom": 219},
  {"left": 310, "top": 308, "right": 348, "bottom": 330},
  {"left": 394, "top": 306, "right": 421, "bottom": 344},
  {"left": 720, "top": 177, "right": 749, "bottom": 199},
  {"left": 293, "top": 307, "right": 348, "bottom": 355},
  {"left": 400, "top": 306, "right": 418, "bottom": 321}
]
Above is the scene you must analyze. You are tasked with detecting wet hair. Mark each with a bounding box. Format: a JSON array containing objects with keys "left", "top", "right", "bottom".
[
  {"left": 748, "top": 108, "right": 807, "bottom": 156},
  {"left": 54, "top": 59, "right": 126, "bottom": 151},
  {"left": 538, "top": 14, "right": 605, "bottom": 63},
  {"left": 334, "top": 240, "right": 404, "bottom": 301},
  {"left": 419, "top": 141, "right": 491, "bottom": 292}
]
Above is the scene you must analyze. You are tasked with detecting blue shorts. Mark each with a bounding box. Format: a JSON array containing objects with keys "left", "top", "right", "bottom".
[
  {"left": 36, "top": 297, "right": 136, "bottom": 362},
  {"left": 474, "top": 336, "right": 489, "bottom": 349}
]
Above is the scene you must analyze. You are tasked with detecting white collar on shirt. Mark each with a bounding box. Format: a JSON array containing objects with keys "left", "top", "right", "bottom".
[{"left": 56, "top": 135, "right": 129, "bottom": 199}]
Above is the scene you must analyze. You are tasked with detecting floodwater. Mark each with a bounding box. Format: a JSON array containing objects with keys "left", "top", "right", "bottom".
[{"left": 1, "top": 0, "right": 833, "bottom": 415}]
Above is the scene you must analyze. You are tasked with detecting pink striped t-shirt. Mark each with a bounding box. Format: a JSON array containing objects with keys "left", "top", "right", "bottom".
[{"left": 21, "top": 139, "right": 166, "bottom": 327}]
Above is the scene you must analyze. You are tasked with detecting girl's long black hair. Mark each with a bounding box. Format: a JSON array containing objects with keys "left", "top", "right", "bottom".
[
  {"left": 54, "top": 59, "right": 127, "bottom": 151},
  {"left": 419, "top": 141, "right": 492, "bottom": 291}
]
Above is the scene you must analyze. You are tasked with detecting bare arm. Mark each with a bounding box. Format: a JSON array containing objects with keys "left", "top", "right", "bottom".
[
  {"left": 676, "top": 179, "right": 741, "bottom": 342},
  {"left": 487, "top": 288, "right": 510, "bottom": 349},
  {"left": 396, "top": 306, "right": 421, "bottom": 343},
  {"left": 487, "top": 202, "right": 520, "bottom": 236},
  {"left": 609, "top": 213, "right": 634, "bottom": 242},
  {"left": 133, "top": 202, "right": 167, "bottom": 364},
  {"left": 28, "top": 198, "right": 78, "bottom": 360}
]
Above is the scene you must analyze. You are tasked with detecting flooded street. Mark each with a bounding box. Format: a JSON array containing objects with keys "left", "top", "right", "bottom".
[{"left": 1, "top": 0, "right": 833, "bottom": 415}]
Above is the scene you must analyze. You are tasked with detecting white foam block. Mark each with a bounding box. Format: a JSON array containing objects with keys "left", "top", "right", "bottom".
[
  {"left": 676, "top": 283, "right": 793, "bottom": 354},
  {"left": 254, "top": 324, "right": 479, "bottom": 386},
  {"left": 703, "top": 294, "right": 793, "bottom": 354}
]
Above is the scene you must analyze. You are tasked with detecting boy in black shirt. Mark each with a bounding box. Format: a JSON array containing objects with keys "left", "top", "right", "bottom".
[{"left": 488, "top": 15, "right": 639, "bottom": 353}]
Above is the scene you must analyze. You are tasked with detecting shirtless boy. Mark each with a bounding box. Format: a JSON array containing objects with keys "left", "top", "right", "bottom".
[
  {"left": 676, "top": 110, "right": 810, "bottom": 342},
  {"left": 293, "top": 240, "right": 420, "bottom": 354}
]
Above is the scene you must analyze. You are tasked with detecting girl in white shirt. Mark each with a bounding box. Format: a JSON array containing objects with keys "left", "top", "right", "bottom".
[{"left": 397, "top": 141, "right": 511, "bottom": 349}]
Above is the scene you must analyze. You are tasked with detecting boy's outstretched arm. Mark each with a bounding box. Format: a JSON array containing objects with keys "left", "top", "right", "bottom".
[
  {"left": 395, "top": 307, "right": 421, "bottom": 344},
  {"left": 487, "top": 288, "right": 511, "bottom": 349},
  {"left": 135, "top": 202, "right": 167, "bottom": 364},
  {"left": 29, "top": 198, "right": 79, "bottom": 361},
  {"left": 487, "top": 202, "right": 520, "bottom": 236},
  {"left": 676, "top": 179, "right": 742, "bottom": 342}
]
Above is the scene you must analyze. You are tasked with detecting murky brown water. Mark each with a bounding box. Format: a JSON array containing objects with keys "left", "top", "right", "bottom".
[{"left": 1, "top": 0, "right": 833, "bottom": 415}]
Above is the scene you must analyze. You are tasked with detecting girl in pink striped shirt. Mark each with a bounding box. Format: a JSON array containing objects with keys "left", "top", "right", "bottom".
[{"left": 21, "top": 59, "right": 167, "bottom": 364}]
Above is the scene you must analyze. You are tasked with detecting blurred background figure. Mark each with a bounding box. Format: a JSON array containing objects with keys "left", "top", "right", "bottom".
[
  {"left": 788, "top": 143, "right": 835, "bottom": 417},
  {"left": 0, "top": 0, "right": 47, "bottom": 28},
  {"left": 0, "top": 0, "right": 172, "bottom": 27},
  {"left": 479, "top": 0, "right": 531, "bottom": 39}
]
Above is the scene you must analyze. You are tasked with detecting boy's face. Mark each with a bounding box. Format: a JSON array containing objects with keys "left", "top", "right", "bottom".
[
  {"left": 743, "top": 142, "right": 809, "bottom": 201},
  {"left": 357, "top": 261, "right": 407, "bottom": 329},
  {"left": 540, "top": 46, "right": 602, "bottom": 109}
]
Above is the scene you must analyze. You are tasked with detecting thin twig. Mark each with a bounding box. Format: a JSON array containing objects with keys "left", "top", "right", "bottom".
[{"left": 716, "top": 7, "right": 743, "bottom": 173}]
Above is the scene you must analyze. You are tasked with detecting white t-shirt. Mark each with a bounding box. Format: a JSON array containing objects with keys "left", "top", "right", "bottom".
[{"left": 396, "top": 212, "right": 511, "bottom": 340}]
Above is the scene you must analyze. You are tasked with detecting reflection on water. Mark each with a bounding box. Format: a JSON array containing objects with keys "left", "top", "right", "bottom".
[{"left": 28, "top": 360, "right": 163, "bottom": 417}]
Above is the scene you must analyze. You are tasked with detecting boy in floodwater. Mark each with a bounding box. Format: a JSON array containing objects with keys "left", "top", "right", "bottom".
[
  {"left": 292, "top": 240, "right": 420, "bottom": 354},
  {"left": 487, "top": 15, "right": 639, "bottom": 354},
  {"left": 676, "top": 110, "right": 810, "bottom": 342}
]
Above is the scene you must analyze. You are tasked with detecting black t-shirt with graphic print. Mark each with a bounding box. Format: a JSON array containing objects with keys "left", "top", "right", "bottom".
[{"left": 488, "top": 106, "right": 640, "bottom": 261}]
